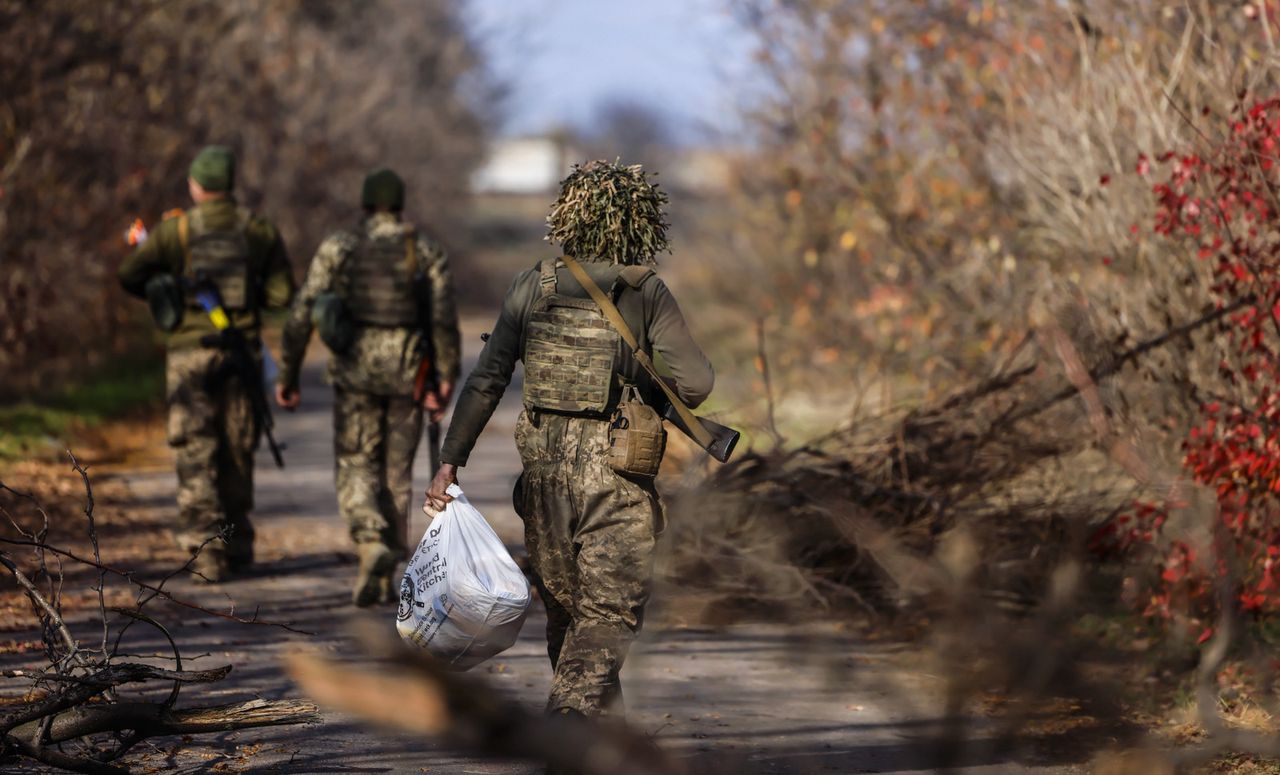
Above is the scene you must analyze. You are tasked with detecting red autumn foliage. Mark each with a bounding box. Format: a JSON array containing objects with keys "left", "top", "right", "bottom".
[{"left": 1098, "top": 97, "right": 1280, "bottom": 630}]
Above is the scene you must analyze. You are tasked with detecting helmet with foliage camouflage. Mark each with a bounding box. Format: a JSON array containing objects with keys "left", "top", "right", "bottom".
[{"left": 545, "top": 160, "right": 670, "bottom": 265}]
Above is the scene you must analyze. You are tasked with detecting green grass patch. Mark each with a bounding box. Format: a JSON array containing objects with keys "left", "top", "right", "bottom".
[{"left": 0, "top": 350, "right": 164, "bottom": 460}]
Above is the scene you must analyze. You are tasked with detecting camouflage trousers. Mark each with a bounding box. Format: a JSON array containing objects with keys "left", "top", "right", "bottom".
[
  {"left": 166, "top": 347, "right": 259, "bottom": 561},
  {"left": 333, "top": 389, "right": 423, "bottom": 556},
  {"left": 514, "top": 409, "right": 662, "bottom": 717}
]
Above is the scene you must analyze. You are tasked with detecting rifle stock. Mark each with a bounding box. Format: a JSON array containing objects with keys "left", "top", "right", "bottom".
[{"left": 661, "top": 403, "right": 739, "bottom": 463}]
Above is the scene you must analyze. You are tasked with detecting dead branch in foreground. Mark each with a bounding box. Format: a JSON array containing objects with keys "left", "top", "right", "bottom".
[
  {"left": 286, "top": 624, "right": 682, "bottom": 775},
  {"left": 0, "top": 454, "right": 320, "bottom": 774}
]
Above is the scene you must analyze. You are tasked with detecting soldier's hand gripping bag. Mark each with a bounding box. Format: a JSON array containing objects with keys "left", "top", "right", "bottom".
[{"left": 396, "top": 485, "right": 530, "bottom": 670}]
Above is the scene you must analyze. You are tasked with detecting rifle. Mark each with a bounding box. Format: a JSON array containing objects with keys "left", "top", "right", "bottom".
[
  {"left": 188, "top": 275, "right": 286, "bottom": 469},
  {"left": 410, "top": 259, "right": 441, "bottom": 473},
  {"left": 413, "top": 354, "right": 441, "bottom": 474},
  {"left": 660, "top": 401, "right": 740, "bottom": 463}
]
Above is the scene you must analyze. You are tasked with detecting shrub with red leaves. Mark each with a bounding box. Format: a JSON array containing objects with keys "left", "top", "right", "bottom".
[{"left": 1103, "top": 97, "right": 1280, "bottom": 632}]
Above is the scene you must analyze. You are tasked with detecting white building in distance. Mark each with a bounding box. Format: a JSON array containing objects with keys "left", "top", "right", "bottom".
[{"left": 471, "top": 137, "right": 572, "bottom": 195}]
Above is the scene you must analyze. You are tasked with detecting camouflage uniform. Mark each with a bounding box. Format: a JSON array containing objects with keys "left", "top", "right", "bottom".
[
  {"left": 279, "top": 212, "right": 460, "bottom": 559},
  {"left": 441, "top": 259, "right": 714, "bottom": 716},
  {"left": 118, "top": 196, "right": 294, "bottom": 566}
]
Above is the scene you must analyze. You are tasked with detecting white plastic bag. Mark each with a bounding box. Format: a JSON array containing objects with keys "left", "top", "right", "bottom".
[{"left": 396, "top": 484, "right": 530, "bottom": 669}]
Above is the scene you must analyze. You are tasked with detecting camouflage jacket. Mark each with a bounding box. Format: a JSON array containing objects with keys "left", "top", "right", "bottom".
[
  {"left": 441, "top": 259, "right": 715, "bottom": 466},
  {"left": 280, "top": 213, "right": 460, "bottom": 397},
  {"left": 117, "top": 198, "right": 295, "bottom": 351}
]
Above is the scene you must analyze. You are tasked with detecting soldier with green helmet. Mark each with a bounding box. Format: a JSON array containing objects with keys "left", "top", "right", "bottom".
[
  {"left": 424, "top": 160, "right": 715, "bottom": 717},
  {"left": 278, "top": 168, "right": 461, "bottom": 607},
  {"left": 118, "top": 145, "right": 296, "bottom": 582}
]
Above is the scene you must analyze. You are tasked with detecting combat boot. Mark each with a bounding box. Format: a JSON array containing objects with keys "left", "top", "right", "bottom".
[
  {"left": 190, "top": 549, "right": 229, "bottom": 584},
  {"left": 353, "top": 542, "right": 395, "bottom": 607},
  {"left": 376, "top": 568, "right": 400, "bottom": 606},
  {"left": 227, "top": 543, "right": 254, "bottom": 572},
  {"left": 226, "top": 533, "right": 254, "bottom": 572}
]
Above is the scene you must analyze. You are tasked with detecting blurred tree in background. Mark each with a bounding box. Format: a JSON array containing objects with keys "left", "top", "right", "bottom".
[
  {"left": 0, "top": 0, "right": 491, "bottom": 399},
  {"left": 668, "top": 0, "right": 1280, "bottom": 653},
  {"left": 695, "top": 0, "right": 1274, "bottom": 440}
]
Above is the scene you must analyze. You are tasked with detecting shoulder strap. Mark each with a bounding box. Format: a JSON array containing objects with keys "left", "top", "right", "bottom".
[
  {"left": 177, "top": 213, "right": 191, "bottom": 272},
  {"left": 537, "top": 258, "right": 558, "bottom": 297},
  {"left": 619, "top": 265, "right": 654, "bottom": 288},
  {"left": 561, "top": 255, "right": 713, "bottom": 448},
  {"left": 402, "top": 224, "right": 417, "bottom": 279}
]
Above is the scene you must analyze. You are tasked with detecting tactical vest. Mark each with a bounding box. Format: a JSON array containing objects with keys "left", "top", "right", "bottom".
[
  {"left": 343, "top": 226, "right": 418, "bottom": 327},
  {"left": 522, "top": 259, "right": 621, "bottom": 414},
  {"left": 181, "top": 206, "right": 253, "bottom": 310}
]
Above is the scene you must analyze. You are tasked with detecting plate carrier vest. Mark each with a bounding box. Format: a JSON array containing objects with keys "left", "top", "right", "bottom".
[
  {"left": 522, "top": 259, "right": 622, "bottom": 414},
  {"left": 343, "top": 225, "right": 418, "bottom": 327},
  {"left": 182, "top": 206, "right": 253, "bottom": 310}
]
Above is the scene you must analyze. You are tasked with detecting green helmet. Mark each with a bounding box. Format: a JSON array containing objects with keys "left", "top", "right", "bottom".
[
  {"left": 189, "top": 145, "right": 235, "bottom": 192},
  {"left": 545, "top": 160, "right": 670, "bottom": 265},
  {"left": 361, "top": 168, "right": 405, "bottom": 211}
]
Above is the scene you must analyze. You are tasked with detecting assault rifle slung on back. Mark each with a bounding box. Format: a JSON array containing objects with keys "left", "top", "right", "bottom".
[{"left": 188, "top": 273, "right": 287, "bottom": 469}]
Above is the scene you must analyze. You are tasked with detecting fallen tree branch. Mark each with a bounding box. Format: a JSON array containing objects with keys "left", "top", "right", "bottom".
[
  {"left": 7, "top": 698, "right": 320, "bottom": 745},
  {"left": 287, "top": 626, "right": 680, "bottom": 775},
  {"left": 1, "top": 460, "right": 319, "bottom": 773}
]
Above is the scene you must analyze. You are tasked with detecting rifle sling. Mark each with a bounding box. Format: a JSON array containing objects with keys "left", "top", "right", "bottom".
[
  {"left": 560, "top": 255, "right": 714, "bottom": 449},
  {"left": 178, "top": 213, "right": 191, "bottom": 270}
]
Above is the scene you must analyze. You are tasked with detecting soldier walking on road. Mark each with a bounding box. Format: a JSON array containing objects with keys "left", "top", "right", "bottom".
[
  {"left": 118, "top": 145, "right": 296, "bottom": 582},
  {"left": 277, "top": 169, "right": 461, "bottom": 607},
  {"left": 424, "top": 160, "right": 715, "bottom": 718}
]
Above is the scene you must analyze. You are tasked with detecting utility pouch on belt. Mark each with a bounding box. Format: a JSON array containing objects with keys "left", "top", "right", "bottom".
[
  {"left": 312, "top": 291, "right": 355, "bottom": 353},
  {"left": 144, "top": 274, "right": 184, "bottom": 333},
  {"left": 608, "top": 385, "right": 666, "bottom": 479}
]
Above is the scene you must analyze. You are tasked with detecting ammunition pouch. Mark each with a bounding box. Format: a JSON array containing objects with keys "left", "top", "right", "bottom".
[
  {"left": 608, "top": 386, "right": 666, "bottom": 479},
  {"left": 145, "top": 274, "right": 184, "bottom": 333},
  {"left": 313, "top": 291, "right": 356, "bottom": 353}
]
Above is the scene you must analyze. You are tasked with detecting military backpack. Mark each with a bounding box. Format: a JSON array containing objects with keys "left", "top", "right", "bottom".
[{"left": 314, "top": 224, "right": 419, "bottom": 353}]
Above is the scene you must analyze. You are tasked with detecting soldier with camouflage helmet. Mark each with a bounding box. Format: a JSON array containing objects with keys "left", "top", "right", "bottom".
[
  {"left": 278, "top": 168, "right": 460, "bottom": 607},
  {"left": 118, "top": 145, "right": 296, "bottom": 583},
  {"left": 424, "top": 160, "right": 715, "bottom": 717}
]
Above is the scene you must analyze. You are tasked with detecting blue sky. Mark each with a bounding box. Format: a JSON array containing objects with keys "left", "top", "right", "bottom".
[{"left": 466, "top": 0, "right": 756, "bottom": 142}]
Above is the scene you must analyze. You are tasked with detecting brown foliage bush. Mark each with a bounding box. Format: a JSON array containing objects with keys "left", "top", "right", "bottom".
[{"left": 664, "top": 4, "right": 1280, "bottom": 758}]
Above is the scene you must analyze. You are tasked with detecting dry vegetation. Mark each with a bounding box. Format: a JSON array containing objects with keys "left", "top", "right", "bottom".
[
  {"left": 0, "top": 458, "right": 319, "bottom": 774},
  {"left": 662, "top": 1, "right": 1280, "bottom": 769}
]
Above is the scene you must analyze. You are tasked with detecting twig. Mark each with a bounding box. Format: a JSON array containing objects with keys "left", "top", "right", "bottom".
[
  {"left": 68, "top": 452, "right": 110, "bottom": 661},
  {"left": 0, "top": 550, "right": 78, "bottom": 665},
  {"left": 756, "top": 317, "right": 782, "bottom": 445},
  {"left": 1003, "top": 295, "right": 1253, "bottom": 426},
  {"left": 0, "top": 537, "right": 312, "bottom": 635}
]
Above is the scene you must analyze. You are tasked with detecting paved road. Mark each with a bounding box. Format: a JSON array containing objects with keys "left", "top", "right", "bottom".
[{"left": 7, "top": 319, "right": 1087, "bottom": 774}]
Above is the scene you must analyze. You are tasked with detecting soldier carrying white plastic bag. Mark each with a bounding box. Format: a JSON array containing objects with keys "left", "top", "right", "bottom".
[
  {"left": 398, "top": 484, "right": 530, "bottom": 669},
  {"left": 423, "top": 160, "right": 716, "bottom": 718}
]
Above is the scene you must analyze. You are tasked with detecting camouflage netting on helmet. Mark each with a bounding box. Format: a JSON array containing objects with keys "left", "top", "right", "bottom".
[{"left": 545, "top": 160, "right": 670, "bottom": 265}]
